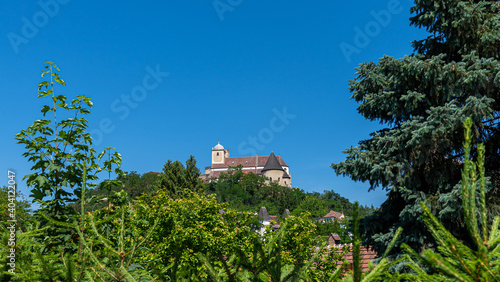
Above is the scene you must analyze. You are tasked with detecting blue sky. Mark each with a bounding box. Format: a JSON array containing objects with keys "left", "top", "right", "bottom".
[{"left": 1, "top": 0, "right": 428, "bottom": 208}]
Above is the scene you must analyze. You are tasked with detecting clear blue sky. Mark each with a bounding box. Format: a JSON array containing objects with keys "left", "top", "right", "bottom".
[{"left": 1, "top": 0, "right": 428, "bottom": 208}]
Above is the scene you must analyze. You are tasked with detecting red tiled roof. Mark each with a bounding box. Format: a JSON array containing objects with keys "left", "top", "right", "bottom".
[
  {"left": 323, "top": 210, "right": 344, "bottom": 219},
  {"left": 335, "top": 246, "right": 378, "bottom": 273},
  {"left": 211, "top": 155, "right": 288, "bottom": 169},
  {"left": 330, "top": 233, "right": 341, "bottom": 241}
]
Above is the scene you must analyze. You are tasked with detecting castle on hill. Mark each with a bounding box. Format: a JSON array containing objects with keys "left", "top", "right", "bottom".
[{"left": 202, "top": 142, "right": 292, "bottom": 188}]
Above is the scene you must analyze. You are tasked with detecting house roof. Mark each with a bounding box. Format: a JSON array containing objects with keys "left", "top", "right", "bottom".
[
  {"left": 282, "top": 170, "right": 291, "bottom": 179},
  {"left": 262, "top": 152, "right": 284, "bottom": 172},
  {"left": 210, "top": 154, "right": 288, "bottom": 169},
  {"left": 323, "top": 210, "right": 344, "bottom": 219},
  {"left": 329, "top": 233, "right": 341, "bottom": 241},
  {"left": 340, "top": 246, "right": 378, "bottom": 273}
]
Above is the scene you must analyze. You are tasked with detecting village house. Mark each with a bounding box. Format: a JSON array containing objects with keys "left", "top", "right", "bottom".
[{"left": 318, "top": 210, "right": 345, "bottom": 223}]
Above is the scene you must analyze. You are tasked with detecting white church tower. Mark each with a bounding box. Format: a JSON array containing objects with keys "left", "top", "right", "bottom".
[{"left": 211, "top": 142, "right": 229, "bottom": 165}]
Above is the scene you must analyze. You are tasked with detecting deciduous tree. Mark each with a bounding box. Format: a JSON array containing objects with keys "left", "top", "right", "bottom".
[{"left": 16, "top": 62, "right": 98, "bottom": 252}]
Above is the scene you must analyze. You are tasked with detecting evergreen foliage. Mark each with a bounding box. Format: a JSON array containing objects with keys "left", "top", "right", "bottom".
[
  {"left": 157, "top": 155, "right": 204, "bottom": 198},
  {"left": 343, "top": 202, "right": 405, "bottom": 282},
  {"left": 332, "top": 0, "right": 500, "bottom": 258},
  {"left": 402, "top": 118, "right": 500, "bottom": 281},
  {"left": 0, "top": 186, "right": 33, "bottom": 231}
]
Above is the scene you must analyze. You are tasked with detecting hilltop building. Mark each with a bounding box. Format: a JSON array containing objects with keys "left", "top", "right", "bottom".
[{"left": 202, "top": 142, "right": 292, "bottom": 187}]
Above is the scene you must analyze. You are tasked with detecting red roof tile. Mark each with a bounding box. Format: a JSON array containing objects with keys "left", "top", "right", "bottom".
[
  {"left": 211, "top": 155, "right": 288, "bottom": 169},
  {"left": 334, "top": 245, "right": 378, "bottom": 273},
  {"left": 330, "top": 233, "right": 341, "bottom": 241},
  {"left": 323, "top": 210, "right": 344, "bottom": 219}
]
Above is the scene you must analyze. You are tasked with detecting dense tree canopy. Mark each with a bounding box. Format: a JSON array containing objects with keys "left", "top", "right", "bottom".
[
  {"left": 158, "top": 155, "right": 204, "bottom": 198},
  {"left": 75, "top": 156, "right": 202, "bottom": 210},
  {"left": 82, "top": 160, "right": 375, "bottom": 224},
  {"left": 79, "top": 160, "right": 375, "bottom": 248},
  {"left": 332, "top": 0, "right": 500, "bottom": 259},
  {"left": 204, "top": 165, "right": 375, "bottom": 218}
]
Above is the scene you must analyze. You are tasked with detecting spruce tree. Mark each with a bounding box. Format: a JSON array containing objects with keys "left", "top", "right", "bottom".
[{"left": 332, "top": 0, "right": 500, "bottom": 259}]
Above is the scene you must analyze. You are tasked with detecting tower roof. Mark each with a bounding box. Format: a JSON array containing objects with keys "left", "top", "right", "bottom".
[
  {"left": 258, "top": 207, "right": 272, "bottom": 221},
  {"left": 212, "top": 142, "right": 224, "bottom": 151},
  {"left": 282, "top": 170, "right": 291, "bottom": 179},
  {"left": 261, "top": 152, "right": 284, "bottom": 172}
]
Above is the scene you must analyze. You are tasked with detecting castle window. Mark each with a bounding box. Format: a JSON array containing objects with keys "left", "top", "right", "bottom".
[
  {"left": 278, "top": 177, "right": 281, "bottom": 182},
  {"left": 217, "top": 152, "right": 219, "bottom": 156},
  {"left": 270, "top": 177, "right": 273, "bottom": 182}
]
